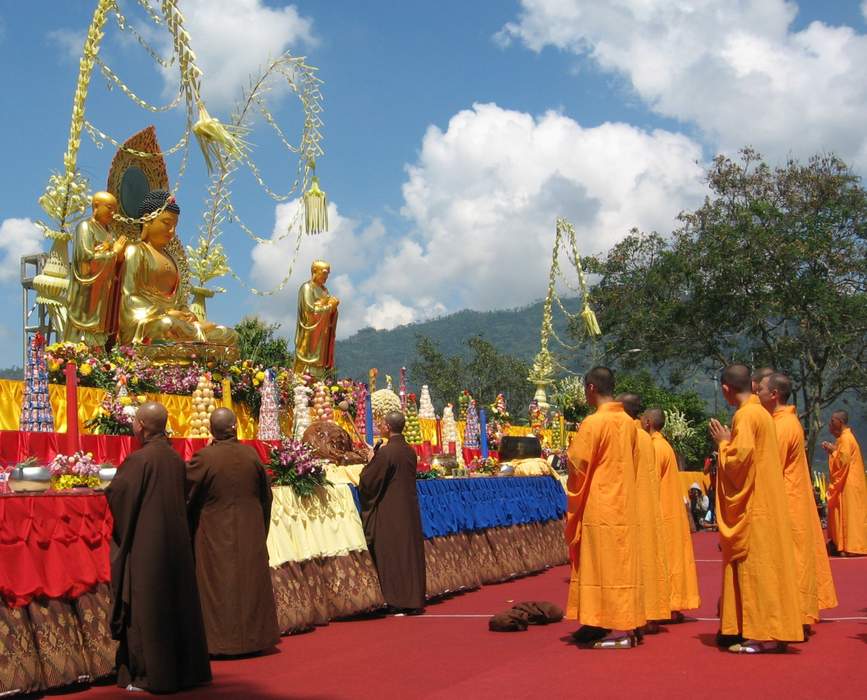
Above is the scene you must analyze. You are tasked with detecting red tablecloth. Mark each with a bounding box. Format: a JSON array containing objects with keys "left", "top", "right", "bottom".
[
  {"left": 0, "top": 493, "right": 111, "bottom": 607},
  {"left": 0, "top": 431, "right": 276, "bottom": 466}
]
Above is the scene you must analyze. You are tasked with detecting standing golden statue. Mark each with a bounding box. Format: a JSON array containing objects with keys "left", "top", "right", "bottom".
[
  {"left": 65, "top": 192, "right": 127, "bottom": 345},
  {"left": 294, "top": 260, "right": 339, "bottom": 378},
  {"left": 118, "top": 190, "right": 237, "bottom": 355}
]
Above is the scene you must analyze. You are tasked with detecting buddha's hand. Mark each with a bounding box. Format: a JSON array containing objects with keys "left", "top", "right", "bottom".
[
  {"left": 167, "top": 309, "right": 198, "bottom": 323},
  {"left": 113, "top": 235, "right": 129, "bottom": 256},
  {"left": 329, "top": 296, "right": 340, "bottom": 308}
]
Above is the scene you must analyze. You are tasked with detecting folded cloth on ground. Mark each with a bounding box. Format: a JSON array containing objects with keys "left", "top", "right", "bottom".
[{"left": 488, "top": 601, "right": 564, "bottom": 632}]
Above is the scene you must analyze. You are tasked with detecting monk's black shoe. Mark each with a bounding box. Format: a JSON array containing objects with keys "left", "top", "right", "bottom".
[
  {"left": 716, "top": 630, "right": 744, "bottom": 648},
  {"left": 571, "top": 625, "right": 609, "bottom": 644}
]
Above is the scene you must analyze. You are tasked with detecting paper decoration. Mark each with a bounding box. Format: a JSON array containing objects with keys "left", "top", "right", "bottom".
[
  {"left": 419, "top": 385, "right": 436, "bottom": 419},
  {"left": 292, "top": 383, "right": 313, "bottom": 439},
  {"left": 20, "top": 333, "right": 54, "bottom": 432},
  {"left": 257, "top": 369, "right": 281, "bottom": 440},
  {"left": 464, "top": 399, "right": 481, "bottom": 449}
]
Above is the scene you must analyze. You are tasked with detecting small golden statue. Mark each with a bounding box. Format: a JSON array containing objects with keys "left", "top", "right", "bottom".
[
  {"left": 65, "top": 192, "right": 127, "bottom": 346},
  {"left": 118, "top": 190, "right": 237, "bottom": 357},
  {"left": 294, "top": 260, "right": 338, "bottom": 378}
]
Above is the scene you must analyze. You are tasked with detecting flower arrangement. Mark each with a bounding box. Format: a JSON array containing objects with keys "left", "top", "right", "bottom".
[
  {"left": 48, "top": 451, "right": 101, "bottom": 490},
  {"left": 416, "top": 469, "right": 440, "bottom": 480},
  {"left": 469, "top": 456, "right": 499, "bottom": 475},
  {"left": 663, "top": 408, "right": 697, "bottom": 457},
  {"left": 553, "top": 375, "right": 590, "bottom": 422},
  {"left": 268, "top": 437, "right": 328, "bottom": 497},
  {"left": 84, "top": 392, "right": 147, "bottom": 435}
]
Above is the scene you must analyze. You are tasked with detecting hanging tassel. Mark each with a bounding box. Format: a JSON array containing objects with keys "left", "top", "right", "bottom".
[
  {"left": 192, "top": 104, "right": 245, "bottom": 173},
  {"left": 304, "top": 175, "right": 328, "bottom": 234},
  {"left": 581, "top": 302, "right": 602, "bottom": 337}
]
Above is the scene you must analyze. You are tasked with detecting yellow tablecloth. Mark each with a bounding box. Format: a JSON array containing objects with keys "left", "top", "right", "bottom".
[
  {"left": 326, "top": 463, "right": 365, "bottom": 486},
  {"left": 266, "top": 484, "right": 367, "bottom": 568}
]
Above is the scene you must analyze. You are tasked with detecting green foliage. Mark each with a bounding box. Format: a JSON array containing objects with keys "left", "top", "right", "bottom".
[
  {"left": 409, "top": 335, "right": 534, "bottom": 420},
  {"left": 0, "top": 366, "right": 23, "bottom": 380},
  {"left": 615, "top": 372, "right": 711, "bottom": 466},
  {"left": 234, "top": 316, "right": 294, "bottom": 369},
  {"left": 585, "top": 149, "right": 867, "bottom": 461}
]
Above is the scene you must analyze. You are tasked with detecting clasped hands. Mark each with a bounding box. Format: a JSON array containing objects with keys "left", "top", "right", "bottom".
[
  {"left": 96, "top": 234, "right": 129, "bottom": 257},
  {"left": 820, "top": 441, "right": 835, "bottom": 454},
  {"left": 708, "top": 418, "right": 731, "bottom": 445}
]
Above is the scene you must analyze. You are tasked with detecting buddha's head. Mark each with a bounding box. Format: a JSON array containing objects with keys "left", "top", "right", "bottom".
[
  {"left": 138, "top": 190, "right": 180, "bottom": 250},
  {"left": 311, "top": 260, "right": 331, "bottom": 286},
  {"left": 91, "top": 191, "right": 117, "bottom": 227}
]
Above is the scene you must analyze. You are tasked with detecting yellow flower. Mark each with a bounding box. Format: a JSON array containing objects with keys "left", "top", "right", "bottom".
[
  {"left": 136, "top": 395, "right": 147, "bottom": 404},
  {"left": 49, "top": 360, "right": 61, "bottom": 372},
  {"left": 253, "top": 379, "right": 261, "bottom": 387},
  {"left": 119, "top": 396, "right": 132, "bottom": 406},
  {"left": 79, "top": 364, "right": 93, "bottom": 377},
  {"left": 255, "top": 371, "right": 266, "bottom": 382},
  {"left": 130, "top": 376, "right": 139, "bottom": 385},
  {"left": 212, "top": 373, "right": 223, "bottom": 382}
]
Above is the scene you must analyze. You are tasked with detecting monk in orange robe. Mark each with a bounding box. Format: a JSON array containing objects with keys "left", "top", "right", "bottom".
[
  {"left": 750, "top": 367, "right": 774, "bottom": 394},
  {"left": 757, "top": 373, "right": 838, "bottom": 630},
  {"left": 643, "top": 408, "right": 701, "bottom": 619},
  {"left": 822, "top": 410, "right": 867, "bottom": 556},
  {"left": 709, "top": 364, "right": 803, "bottom": 653},
  {"left": 618, "top": 394, "right": 670, "bottom": 632},
  {"left": 566, "top": 367, "right": 645, "bottom": 649}
]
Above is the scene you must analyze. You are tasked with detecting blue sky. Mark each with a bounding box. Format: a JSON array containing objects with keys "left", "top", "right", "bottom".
[{"left": 1, "top": 0, "right": 866, "bottom": 369}]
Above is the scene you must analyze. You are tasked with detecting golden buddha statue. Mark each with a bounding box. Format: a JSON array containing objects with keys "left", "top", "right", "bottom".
[
  {"left": 65, "top": 192, "right": 127, "bottom": 346},
  {"left": 118, "top": 190, "right": 237, "bottom": 355},
  {"left": 294, "top": 260, "right": 339, "bottom": 378}
]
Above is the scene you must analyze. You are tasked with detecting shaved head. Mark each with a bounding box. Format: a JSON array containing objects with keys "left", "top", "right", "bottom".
[
  {"left": 644, "top": 407, "right": 665, "bottom": 432},
  {"left": 831, "top": 410, "right": 849, "bottom": 425},
  {"left": 767, "top": 373, "right": 792, "bottom": 404},
  {"left": 384, "top": 411, "right": 406, "bottom": 434},
  {"left": 585, "top": 366, "right": 615, "bottom": 397},
  {"left": 752, "top": 367, "right": 774, "bottom": 383},
  {"left": 134, "top": 401, "right": 168, "bottom": 441},
  {"left": 617, "top": 393, "right": 642, "bottom": 419},
  {"left": 721, "top": 364, "right": 752, "bottom": 393},
  {"left": 210, "top": 407, "right": 237, "bottom": 440}
]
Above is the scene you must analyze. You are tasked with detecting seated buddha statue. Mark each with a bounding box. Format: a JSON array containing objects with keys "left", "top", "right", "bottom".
[{"left": 118, "top": 190, "right": 237, "bottom": 351}]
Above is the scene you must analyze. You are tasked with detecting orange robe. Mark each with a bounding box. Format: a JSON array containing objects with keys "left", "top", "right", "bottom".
[
  {"left": 565, "top": 402, "right": 645, "bottom": 629},
  {"left": 634, "top": 421, "right": 670, "bottom": 620},
  {"left": 773, "top": 406, "right": 838, "bottom": 621},
  {"left": 827, "top": 427, "right": 867, "bottom": 555},
  {"left": 717, "top": 396, "right": 803, "bottom": 641},
  {"left": 652, "top": 432, "right": 701, "bottom": 610}
]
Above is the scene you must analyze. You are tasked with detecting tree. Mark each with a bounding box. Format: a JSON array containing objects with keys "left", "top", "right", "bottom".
[
  {"left": 409, "top": 335, "right": 534, "bottom": 419},
  {"left": 585, "top": 149, "right": 867, "bottom": 461},
  {"left": 234, "top": 316, "right": 294, "bottom": 368}
]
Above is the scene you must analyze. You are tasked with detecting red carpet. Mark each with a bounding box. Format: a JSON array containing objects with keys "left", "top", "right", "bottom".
[{"left": 76, "top": 534, "right": 865, "bottom": 699}]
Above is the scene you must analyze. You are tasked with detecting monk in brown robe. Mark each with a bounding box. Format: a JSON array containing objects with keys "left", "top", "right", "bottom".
[
  {"left": 566, "top": 367, "right": 644, "bottom": 649},
  {"left": 105, "top": 402, "right": 211, "bottom": 692},
  {"left": 757, "top": 372, "right": 837, "bottom": 633},
  {"left": 359, "top": 411, "right": 426, "bottom": 613},
  {"left": 187, "top": 408, "right": 280, "bottom": 656},
  {"left": 822, "top": 410, "right": 867, "bottom": 556},
  {"left": 709, "top": 364, "right": 803, "bottom": 653},
  {"left": 618, "top": 394, "right": 670, "bottom": 633}
]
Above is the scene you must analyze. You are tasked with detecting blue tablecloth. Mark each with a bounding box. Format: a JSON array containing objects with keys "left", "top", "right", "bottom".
[{"left": 350, "top": 476, "right": 566, "bottom": 538}]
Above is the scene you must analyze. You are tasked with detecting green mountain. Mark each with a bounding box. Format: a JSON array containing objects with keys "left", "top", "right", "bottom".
[{"left": 335, "top": 298, "right": 591, "bottom": 382}]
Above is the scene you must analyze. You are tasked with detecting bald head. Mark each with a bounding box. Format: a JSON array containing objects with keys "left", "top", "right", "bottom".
[
  {"left": 617, "top": 393, "right": 642, "bottom": 419},
  {"left": 210, "top": 407, "right": 237, "bottom": 440},
  {"left": 585, "top": 366, "right": 615, "bottom": 405},
  {"left": 721, "top": 364, "right": 752, "bottom": 393},
  {"left": 832, "top": 410, "right": 849, "bottom": 425},
  {"left": 384, "top": 411, "right": 406, "bottom": 434},
  {"left": 134, "top": 401, "right": 168, "bottom": 441},
  {"left": 767, "top": 372, "right": 792, "bottom": 403},
  {"left": 751, "top": 367, "right": 774, "bottom": 393},
  {"left": 644, "top": 407, "right": 665, "bottom": 432}
]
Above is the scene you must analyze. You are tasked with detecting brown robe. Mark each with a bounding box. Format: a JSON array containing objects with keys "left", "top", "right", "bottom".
[
  {"left": 359, "top": 434, "right": 426, "bottom": 610},
  {"left": 105, "top": 435, "right": 211, "bottom": 692},
  {"left": 187, "top": 438, "right": 280, "bottom": 655}
]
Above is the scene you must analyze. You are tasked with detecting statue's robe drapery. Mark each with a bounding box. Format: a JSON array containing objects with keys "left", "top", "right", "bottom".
[
  {"left": 105, "top": 435, "right": 211, "bottom": 692},
  {"left": 65, "top": 219, "right": 118, "bottom": 345},
  {"left": 653, "top": 432, "right": 701, "bottom": 611},
  {"left": 359, "top": 434, "right": 426, "bottom": 609},
  {"left": 118, "top": 241, "right": 235, "bottom": 346},
  {"left": 294, "top": 280, "right": 337, "bottom": 376},
  {"left": 717, "top": 395, "right": 803, "bottom": 642},
  {"left": 187, "top": 438, "right": 280, "bottom": 655},
  {"left": 565, "top": 402, "right": 645, "bottom": 630},
  {"left": 634, "top": 421, "right": 671, "bottom": 621},
  {"left": 773, "top": 406, "right": 837, "bottom": 621},
  {"left": 827, "top": 427, "right": 867, "bottom": 555}
]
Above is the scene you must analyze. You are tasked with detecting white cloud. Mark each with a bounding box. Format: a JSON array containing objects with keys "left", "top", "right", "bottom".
[
  {"left": 250, "top": 103, "right": 707, "bottom": 339},
  {"left": 165, "top": 0, "right": 317, "bottom": 109},
  {"left": 499, "top": 0, "right": 867, "bottom": 168},
  {"left": 46, "top": 28, "right": 85, "bottom": 61},
  {"left": 0, "top": 218, "right": 43, "bottom": 283}
]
